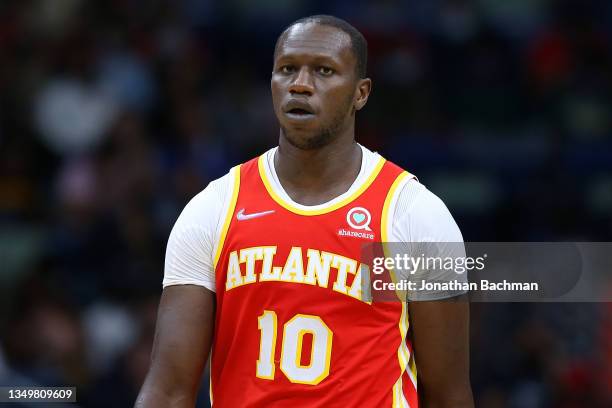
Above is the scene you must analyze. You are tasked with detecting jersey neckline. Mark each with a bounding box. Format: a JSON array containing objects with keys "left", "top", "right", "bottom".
[{"left": 257, "top": 144, "right": 386, "bottom": 216}]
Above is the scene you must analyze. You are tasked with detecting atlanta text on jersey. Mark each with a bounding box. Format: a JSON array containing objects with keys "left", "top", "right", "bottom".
[{"left": 225, "top": 246, "right": 369, "bottom": 303}]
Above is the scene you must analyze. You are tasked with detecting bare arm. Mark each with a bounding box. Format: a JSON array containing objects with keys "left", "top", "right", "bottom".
[
  {"left": 409, "top": 296, "right": 473, "bottom": 408},
  {"left": 135, "top": 285, "right": 215, "bottom": 408}
]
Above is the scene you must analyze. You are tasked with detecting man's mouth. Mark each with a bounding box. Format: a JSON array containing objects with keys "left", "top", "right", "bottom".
[
  {"left": 283, "top": 100, "right": 315, "bottom": 121},
  {"left": 285, "top": 110, "right": 315, "bottom": 121},
  {"left": 283, "top": 100, "right": 316, "bottom": 120},
  {"left": 287, "top": 108, "right": 313, "bottom": 116}
]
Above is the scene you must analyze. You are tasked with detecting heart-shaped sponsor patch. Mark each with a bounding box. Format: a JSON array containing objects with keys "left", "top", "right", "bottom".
[
  {"left": 346, "top": 207, "right": 372, "bottom": 231},
  {"left": 352, "top": 213, "right": 366, "bottom": 224}
]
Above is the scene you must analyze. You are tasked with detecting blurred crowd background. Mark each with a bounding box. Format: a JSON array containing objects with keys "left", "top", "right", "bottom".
[{"left": 0, "top": 0, "right": 610, "bottom": 407}]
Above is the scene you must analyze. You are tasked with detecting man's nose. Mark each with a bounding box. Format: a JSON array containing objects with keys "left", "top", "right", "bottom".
[{"left": 289, "top": 67, "right": 314, "bottom": 95}]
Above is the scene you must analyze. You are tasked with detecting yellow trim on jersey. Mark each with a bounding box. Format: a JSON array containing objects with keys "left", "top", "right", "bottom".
[
  {"left": 213, "top": 165, "right": 241, "bottom": 269},
  {"left": 381, "top": 171, "right": 412, "bottom": 300},
  {"left": 381, "top": 171, "right": 412, "bottom": 241},
  {"left": 210, "top": 166, "right": 240, "bottom": 403},
  {"left": 257, "top": 153, "right": 386, "bottom": 216},
  {"left": 381, "top": 171, "right": 415, "bottom": 407},
  {"left": 209, "top": 364, "right": 213, "bottom": 406},
  {"left": 393, "top": 303, "right": 411, "bottom": 408}
]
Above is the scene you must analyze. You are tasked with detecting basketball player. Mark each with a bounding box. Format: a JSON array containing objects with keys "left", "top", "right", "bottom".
[{"left": 137, "top": 15, "right": 473, "bottom": 407}]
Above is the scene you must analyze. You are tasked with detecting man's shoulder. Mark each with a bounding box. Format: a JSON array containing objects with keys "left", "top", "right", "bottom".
[
  {"left": 181, "top": 166, "right": 239, "bottom": 219},
  {"left": 392, "top": 178, "right": 463, "bottom": 242},
  {"left": 185, "top": 148, "right": 269, "bottom": 212},
  {"left": 199, "top": 168, "right": 235, "bottom": 200}
]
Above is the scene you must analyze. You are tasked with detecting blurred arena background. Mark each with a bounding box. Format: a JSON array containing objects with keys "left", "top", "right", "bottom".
[{"left": 0, "top": 0, "right": 610, "bottom": 407}]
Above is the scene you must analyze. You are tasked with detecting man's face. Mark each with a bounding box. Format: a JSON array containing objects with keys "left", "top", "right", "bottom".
[{"left": 271, "top": 23, "right": 364, "bottom": 150}]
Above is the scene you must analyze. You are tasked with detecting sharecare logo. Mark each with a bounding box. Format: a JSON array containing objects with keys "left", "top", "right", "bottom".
[
  {"left": 346, "top": 207, "right": 372, "bottom": 231},
  {"left": 337, "top": 228, "right": 375, "bottom": 240}
]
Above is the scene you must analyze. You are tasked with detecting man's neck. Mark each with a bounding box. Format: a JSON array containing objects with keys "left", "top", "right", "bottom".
[{"left": 274, "top": 133, "right": 363, "bottom": 206}]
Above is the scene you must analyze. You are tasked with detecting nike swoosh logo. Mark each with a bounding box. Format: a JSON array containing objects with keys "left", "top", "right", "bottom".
[{"left": 236, "top": 208, "right": 275, "bottom": 221}]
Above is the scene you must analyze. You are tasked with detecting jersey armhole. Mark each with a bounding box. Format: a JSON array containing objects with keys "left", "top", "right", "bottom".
[
  {"left": 212, "top": 164, "right": 241, "bottom": 269},
  {"left": 381, "top": 171, "right": 415, "bottom": 242}
]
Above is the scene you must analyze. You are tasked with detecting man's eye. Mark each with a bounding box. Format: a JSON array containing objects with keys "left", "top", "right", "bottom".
[
  {"left": 280, "top": 65, "right": 295, "bottom": 74},
  {"left": 317, "top": 66, "right": 334, "bottom": 76}
]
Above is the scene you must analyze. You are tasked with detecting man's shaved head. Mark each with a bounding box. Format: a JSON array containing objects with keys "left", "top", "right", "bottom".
[{"left": 274, "top": 15, "right": 368, "bottom": 78}]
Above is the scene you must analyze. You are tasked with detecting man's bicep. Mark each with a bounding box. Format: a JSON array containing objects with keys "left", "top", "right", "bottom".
[
  {"left": 138, "top": 285, "right": 215, "bottom": 407},
  {"left": 409, "top": 297, "right": 474, "bottom": 407}
]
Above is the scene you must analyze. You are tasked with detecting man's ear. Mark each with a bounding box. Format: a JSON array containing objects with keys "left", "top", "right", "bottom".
[{"left": 354, "top": 78, "right": 372, "bottom": 111}]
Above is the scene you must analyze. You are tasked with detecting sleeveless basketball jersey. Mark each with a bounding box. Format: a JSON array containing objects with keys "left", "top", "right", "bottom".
[{"left": 210, "top": 153, "right": 418, "bottom": 407}]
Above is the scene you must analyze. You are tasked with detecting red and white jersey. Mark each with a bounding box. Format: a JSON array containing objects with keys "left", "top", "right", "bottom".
[{"left": 163, "top": 145, "right": 464, "bottom": 407}]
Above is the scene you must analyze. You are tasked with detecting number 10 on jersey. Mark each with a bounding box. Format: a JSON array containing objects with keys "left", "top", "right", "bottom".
[{"left": 256, "top": 310, "right": 333, "bottom": 385}]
